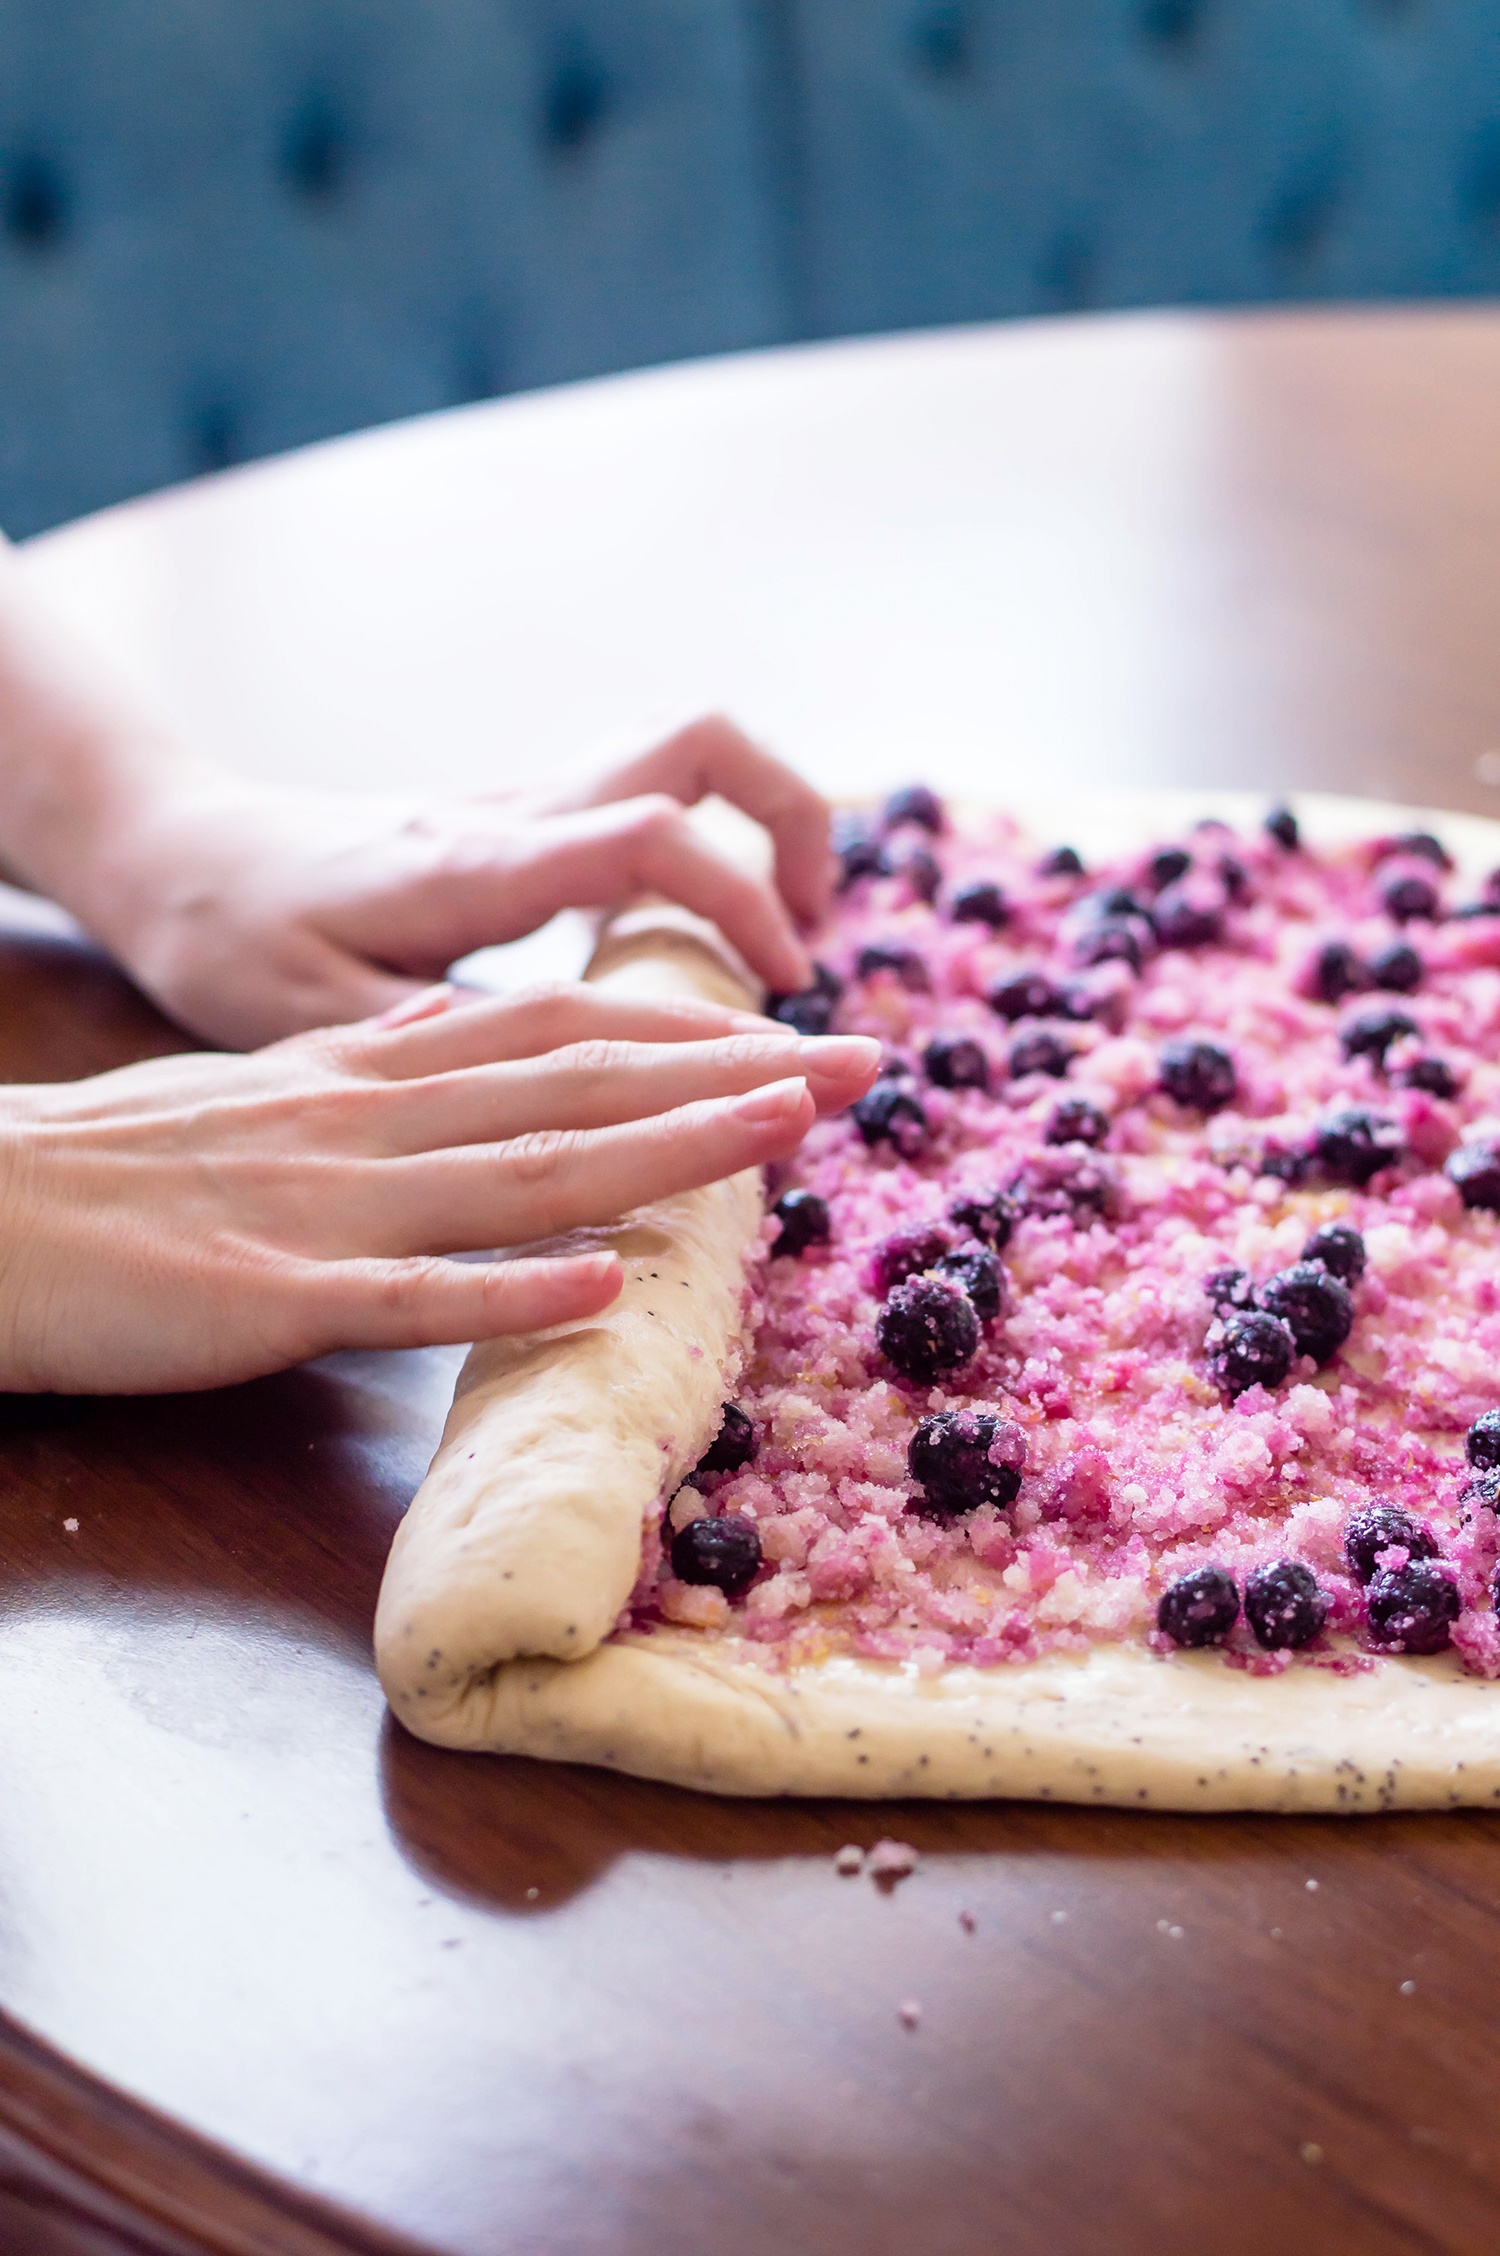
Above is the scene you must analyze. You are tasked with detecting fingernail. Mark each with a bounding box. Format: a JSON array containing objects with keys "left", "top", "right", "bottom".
[
  {"left": 796, "top": 1035, "right": 881, "bottom": 1071},
  {"left": 372, "top": 983, "right": 455, "bottom": 1028},
  {"left": 731, "top": 1076, "right": 808, "bottom": 1125}
]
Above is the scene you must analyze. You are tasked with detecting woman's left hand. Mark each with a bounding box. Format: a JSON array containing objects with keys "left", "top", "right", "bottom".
[{"left": 81, "top": 714, "right": 833, "bottom": 1048}]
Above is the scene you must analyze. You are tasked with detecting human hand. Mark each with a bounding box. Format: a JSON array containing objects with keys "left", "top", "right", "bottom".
[
  {"left": 81, "top": 715, "right": 833, "bottom": 1048},
  {"left": 0, "top": 985, "right": 876, "bottom": 1393}
]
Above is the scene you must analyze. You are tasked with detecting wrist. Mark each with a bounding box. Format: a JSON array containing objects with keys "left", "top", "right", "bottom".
[{"left": 28, "top": 746, "right": 243, "bottom": 958}]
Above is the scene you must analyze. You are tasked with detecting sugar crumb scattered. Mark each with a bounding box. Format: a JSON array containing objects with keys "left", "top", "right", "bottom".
[
  {"left": 1399, "top": 1979, "right": 1416, "bottom": 1995},
  {"left": 62, "top": 1518, "right": 78, "bottom": 1534},
  {"left": 834, "top": 1843, "right": 865, "bottom": 1876},
  {"left": 1050, "top": 1909, "right": 1068, "bottom": 1924},
  {"left": 1300, "top": 2143, "right": 1324, "bottom": 2166},
  {"left": 525, "top": 1886, "right": 539, "bottom": 1901},
  {"left": 1305, "top": 1878, "right": 1320, "bottom": 1893},
  {"left": 897, "top": 1998, "right": 922, "bottom": 2030},
  {"left": 867, "top": 1837, "right": 918, "bottom": 1885}
]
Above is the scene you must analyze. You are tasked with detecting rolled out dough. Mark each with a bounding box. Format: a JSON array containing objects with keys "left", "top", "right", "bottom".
[{"left": 375, "top": 793, "right": 1500, "bottom": 1809}]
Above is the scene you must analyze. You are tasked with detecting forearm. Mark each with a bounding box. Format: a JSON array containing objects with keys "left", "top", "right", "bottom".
[{"left": 0, "top": 533, "right": 211, "bottom": 919}]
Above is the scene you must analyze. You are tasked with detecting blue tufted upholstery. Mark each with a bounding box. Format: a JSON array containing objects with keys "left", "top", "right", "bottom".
[
  {"left": 0, "top": 0, "right": 783, "bottom": 533},
  {"left": 3, "top": 1, "right": 1500, "bottom": 534},
  {"left": 782, "top": 0, "right": 1500, "bottom": 333}
]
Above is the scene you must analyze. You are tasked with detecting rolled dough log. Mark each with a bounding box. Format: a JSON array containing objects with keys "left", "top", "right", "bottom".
[{"left": 374, "top": 906, "right": 765, "bottom": 1743}]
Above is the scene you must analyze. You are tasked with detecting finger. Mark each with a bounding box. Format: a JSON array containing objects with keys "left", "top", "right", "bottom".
[
  {"left": 367, "top": 1032, "right": 879, "bottom": 1150},
  {"left": 552, "top": 715, "right": 834, "bottom": 930},
  {"left": 339, "top": 982, "right": 771, "bottom": 1079},
  {"left": 446, "top": 797, "right": 812, "bottom": 994},
  {"left": 305, "top": 1250, "right": 624, "bottom": 1353},
  {"left": 360, "top": 1076, "right": 815, "bottom": 1254}
]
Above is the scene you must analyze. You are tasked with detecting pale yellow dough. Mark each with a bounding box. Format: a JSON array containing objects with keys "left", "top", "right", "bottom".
[{"left": 375, "top": 793, "right": 1500, "bottom": 1809}]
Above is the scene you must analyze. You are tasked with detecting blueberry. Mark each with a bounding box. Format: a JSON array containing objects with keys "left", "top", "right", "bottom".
[
  {"left": 772, "top": 1188, "right": 831, "bottom": 1258},
  {"left": 876, "top": 1276, "right": 980, "bottom": 1383},
  {"left": 923, "top": 1032, "right": 990, "bottom": 1091},
  {"left": 1009, "top": 1029, "right": 1073, "bottom": 1080},
  {"left": 1209, "top": 1310, "right": 1296, "bottom": 1397},
  {"left": 1314, "top": 940, "right": 1365, "bottom": 1005},
  {"left": 1152, "top": 884, "right": 1223, "bottom": 950},
  {"left": 1092, "top": 886, "right": 1144, "bottom": 918},
  {"left": 1244, "top": 1560, "right": 1328, "bottom": 1650},
  {"left": 1465, "top": 1468, "right": 1500, "bottom": 1514},
  {"left": 1344, "top": 1505, "right": 1438, "bottom": 1586},
  {"left": 695, "top": 1403, "right": 758, "bottom": 1476},
  {"left": 947, "top": 1186, "right": 1017, "bottom": 1249},
  {"left": 857, "top": 942, "right": 930, "bottom": 991},
  {"left": 988, "top": 969, "right": 1064, "bottom": 1021},
  {"left": 1315, "top": 1105, "right": 1404, "bottom": 1185},
  {"left": 1369, "top": 941, "right": 1422, "bottom": 994},
  {"left": 1366, "top": 1560, "right": 1461, "bottom": 1654},
  {"left": 908, "top": 1409, "right": 1025, "bottom": 1515},
  {"left": 1075, "top": 916, "right": 1148, "bottom": 974},
  {"left": 896, "top": 845, "right": 941, "bottom": 903},
  {"left": 768, "top": 987, "right": 834, "bottom": 1036},
  {"left": 1382, "top": 831, "right": 1453, "bottom": 872},
  {"left": 872, "top": 1225, "right": 952, "bottom": 1295},
  {"left": 1341, "top": 1006, "right": 1418, "bottom": 1066},
  {"left": 950, "top": 880, "right": 1009, "bottom": 929},
  {"left": 1265, "top": 805, "right": 1299, "bottom": 850},
  {"left": 1218, "top": 855, "right": 1250, "bottom": 901},
  {"left": 1157, "top": 1565, "right": 1239, "bottom": 1648},
  {"left": 1038, "top": 845, "right": 1085, "bottom": 877},
  {"left": 1159, "top": 1039, "right": 1238, "bottom": 1113},
  {"left": 1205, "top": 1266, "right": 1256, "bottom": 1312},
  {"left": 934, "top": 1240, "right": 1005, "bottom": 1322},
  {"left": 1382, "top": 872, "right": 1441, "bottom": 924},
  {"left": 1258, "top": 1262, "right": 1354, "bottom": 1365},
  {"left": 1148, "top": 846, "right": 1192, "bottom": 889},
  {"left": 1393, "top": 1055, "right": 1459, "bottom": 1100},
  {"left": 1257, "top": 1139, "right": 1309, "bottom": 1185},
  {"left": 670, "top": 1516, "right": 762, "bottom": 1595},
  {"left": 1055, "top": 983, "right": 1102, "bottom": 1022},
  {"left": 1302, "top": 1220, "right": 1366, "bottom": 1284},
  {"left": 1006, "top": 1147, "right": 1117, "bottom": 1225},
  {"left": 835, "top": 821, "right": 892, "bottom": 887},
  {"left": 1465, "top": 1408, "right": 1500, "bottom": 1470},
  {"left": 882, "top": 784, "right": 945, "bottom": 835},
  {"left": 1448, "top": 1141, "right": 1500, "bottom": 1211},
  {"left": 852, "top": 1083, "right": 929, "bottom": 1158},
  {"left": 1046, "top": 1098, "right": 1110, "bottom": 1147}
]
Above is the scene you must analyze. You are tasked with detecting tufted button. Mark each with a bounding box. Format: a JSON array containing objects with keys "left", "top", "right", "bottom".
[
  {"left": 1264, "top": 161, "right": 1344, "bottom": 265},
  {"left": 1035, "top": 231, "right": 1098, "bottom": 311},
  {"left": 1466, "top": 123, "right": 1500, "bottom": 230},
  {"left": 3, "top": 153, "right": 69, "bottom": 251},
  {"left": 1140, "top": 0, "right": 1204, "bottom": 49},
  {"left": 908, "top": 2, "right": 972, "bottom": 79},
  {"left": 281, "top": 91, "right": 348, "bottom": 203},
  {"left": 187, "top": 399, "right": 240, "bottom": 475},
  {"left": 543, "top": 49, "right": 611, "bottom": 153}
]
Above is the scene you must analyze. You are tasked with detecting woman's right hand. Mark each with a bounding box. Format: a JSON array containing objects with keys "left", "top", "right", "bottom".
[{"left": 0, "top": 984, "right": 877, "bottom": 1395}]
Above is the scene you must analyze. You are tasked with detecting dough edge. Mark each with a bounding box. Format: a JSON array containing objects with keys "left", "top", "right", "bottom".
[{"left": 400, "top": 1631, "right": 1500, "bottom": 1811}]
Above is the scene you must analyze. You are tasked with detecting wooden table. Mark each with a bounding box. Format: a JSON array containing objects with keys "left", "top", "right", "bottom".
[{"left": 7, "top": 307, "right": 1500, "bottom": 2256}]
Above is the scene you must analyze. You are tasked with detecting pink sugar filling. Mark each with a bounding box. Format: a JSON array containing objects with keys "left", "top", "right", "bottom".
[{"left": 626, "top": 811, "right": 1500, "bottom": 1678}]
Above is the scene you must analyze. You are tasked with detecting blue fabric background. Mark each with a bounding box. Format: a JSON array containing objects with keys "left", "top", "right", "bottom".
[{"left": 2, "top": 1, "right": 1498, "bottom": 534}]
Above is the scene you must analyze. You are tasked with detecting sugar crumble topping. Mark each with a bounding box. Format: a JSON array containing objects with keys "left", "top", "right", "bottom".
[{"left": 629, "top": 800, "right": 1500, "bottom": 1680}]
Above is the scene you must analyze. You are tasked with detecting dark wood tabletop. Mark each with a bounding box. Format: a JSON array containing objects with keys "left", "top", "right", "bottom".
[{"left": 8, "top": 308, "right": 1500, "bottom": 2256}]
